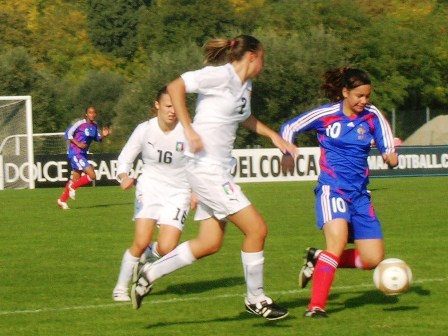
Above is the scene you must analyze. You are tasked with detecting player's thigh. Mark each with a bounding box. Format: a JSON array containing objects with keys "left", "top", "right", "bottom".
[
  {"left": 132, "top": 218, "right": 157, "bottom": 251},
  {"left": 227, "top": 204, "right": 267, "bottom": 239},
  {"left": 156, "top": 224, "right": 182, "bottom": 255},
  {"left": 322, "top": 218, "right": 349, "bottom": 257},
  {"left": 83, "top": 165, "right": 96, "bottom": 179},
  {"left": 354, "top": 239, "right": 384, "bottom": 269},
  {"left": 71, "top": 169, "right": 82, "bottom": 181},
  {"left": 189, "top": 217, "right": 226, "bottom": 258}
]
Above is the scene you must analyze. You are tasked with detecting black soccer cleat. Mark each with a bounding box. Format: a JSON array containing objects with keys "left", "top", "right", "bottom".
[
  {"left": 298, "top": 247, "right": 322, "bottom": 289},
  {"left": 304, "top": 307, "right": 328, "bottom": 318},
  {"left": 245, "top": 297, "right": 289, "bottom": 320},
  {"left": 130, "top": 262, "right": 153, "bottom": 310}
]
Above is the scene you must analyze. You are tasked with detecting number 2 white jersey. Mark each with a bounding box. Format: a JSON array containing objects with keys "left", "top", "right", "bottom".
[
  {"left": 181, "top": 63, "right": 252, "bottom": 168},
  {"left": 116, "top": 117, "right": 189, "bottom": 190}
]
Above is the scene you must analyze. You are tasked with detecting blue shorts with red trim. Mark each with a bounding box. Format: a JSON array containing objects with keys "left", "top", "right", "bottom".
[{"left": 314, "top": 184, "right": 383, "bottom": 241}]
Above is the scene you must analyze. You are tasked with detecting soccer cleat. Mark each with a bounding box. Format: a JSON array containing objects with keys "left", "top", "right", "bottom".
[
  {"left": 57, "top": 199, "right": 69, "bottom": 210},
  {"left": 112, "top": 288, "right": 130, "bottom": 302},
  {"left": 244, "top": 297, "right": 289, "bottom": 320},
  {"left": 131, "top": 262, "right": 153, "bottom": 309},
  {"left": 68, "top": 182, "right": 76, "bottom": 200},
  {"left": 298, "top": 247, "right": 322, "bottom": 288},
  {"left": 304, "top": 307, "right": 328, "bottom": 318}
]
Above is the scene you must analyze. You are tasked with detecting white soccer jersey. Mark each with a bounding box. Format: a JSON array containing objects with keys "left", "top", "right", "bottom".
[
  {"left": 181, "top": 63, "right": 252, "bottom": 168},
  {"left": 117, "top": 117, "right": 189, "bottom": 190}
]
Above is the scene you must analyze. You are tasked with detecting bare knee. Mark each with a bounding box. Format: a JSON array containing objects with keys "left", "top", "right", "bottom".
[
  {"left": 190, "top": 237, "right": 223, "bottom": 258},
  {"left": 156, "top": 241, "right": 177, "bottom": 256},
  {"left": 361, "top": 254, "right": 384, "bottom": 270},
  {"left": 130, "top": 240, "right": 150, "bottom": 257}
]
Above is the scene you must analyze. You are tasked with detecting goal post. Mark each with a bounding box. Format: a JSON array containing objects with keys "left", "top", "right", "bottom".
[{"left": 0, "top": 96, "right": 34, "bottom": 189}]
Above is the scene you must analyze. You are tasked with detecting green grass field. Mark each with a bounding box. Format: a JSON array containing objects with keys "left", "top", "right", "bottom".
[{"left": 0, "top": 177, "right": 447, "bottom": 336}]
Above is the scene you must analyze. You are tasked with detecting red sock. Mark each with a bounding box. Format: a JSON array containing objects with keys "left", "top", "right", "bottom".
[
  {"left": 338, "top": 249, "right": 364, "bottom": 269},
  {"left": 71, "top": 174, "right": 92, "bottom": 189},
  {"left": 309, "top": 251, "right": 339, "bottom": 310},
  {"left": 59, "top": 182, "right": 70, "bottom": 202}
]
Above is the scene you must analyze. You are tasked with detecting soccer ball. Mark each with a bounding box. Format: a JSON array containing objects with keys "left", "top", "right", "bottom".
[{"left": 373, "top": 258, "right": 412, "bottom": 295}]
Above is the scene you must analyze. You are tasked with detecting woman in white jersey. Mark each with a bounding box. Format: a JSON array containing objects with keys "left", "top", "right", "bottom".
[
  {"left": 131, "top": 35, "right": 297, "bottom": 320},
  {"left": 112, "top": 87, "right": 192, "bottom": 302}
]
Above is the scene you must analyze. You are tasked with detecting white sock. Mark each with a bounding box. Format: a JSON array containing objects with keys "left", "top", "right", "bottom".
[
  {"left": 241, "top": 250, "right": 267, "bottom": 304},
  {"left": 147, "top": 241, "right": 196, "bottom": 282},
  {"left": 114, "top": 249, "right": 139, "bottom": 290}
]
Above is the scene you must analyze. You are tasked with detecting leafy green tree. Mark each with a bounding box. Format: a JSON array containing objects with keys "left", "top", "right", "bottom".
[
  {"left": 0, "top": 0, "right": 33, "bottom": 49},
  {"left": 236, "top": 28, "right": 347, "bottom": 148},
  {"left": 87, "top": 0, "right": 146, "bottom": 60},
  {"left": 61, "top": 70, "right": 126, "bottom": 122},
  {"left": 0, "top": 47, "right": 38, "bottom": 95},
  {"left": 138, "top": 0, "right": 239, "bottom": 55},
  {"left": 0, "top": 47, "right": 69, "bottom": 134}
]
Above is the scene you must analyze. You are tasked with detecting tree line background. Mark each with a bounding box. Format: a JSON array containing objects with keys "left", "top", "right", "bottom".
[{"left": 1, "top": 0, "right": 447, "bottom": 152}]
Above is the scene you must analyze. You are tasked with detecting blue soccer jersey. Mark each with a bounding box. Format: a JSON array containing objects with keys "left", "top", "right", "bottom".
[
  {"left": 65, "top": 119, "right": 102, "bottom": 158},
  {"left": 280, "top": 101, "right": 395, "bottom": 191}
]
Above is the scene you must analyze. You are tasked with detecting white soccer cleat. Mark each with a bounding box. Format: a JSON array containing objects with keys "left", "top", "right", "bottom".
[
  {"left": 112, "top": 288, "right": 131, "bottom": 302},
  {"left": 57, "top": 199, "right": 69, "bottom": 210}
]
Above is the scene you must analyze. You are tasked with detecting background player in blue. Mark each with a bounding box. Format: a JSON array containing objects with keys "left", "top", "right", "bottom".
[
  {"left": 280, "top": 67, "right": 398, "bottom": 318},
  {"left": 57, "top": 106, "right": 111, "bottom": 209},
  {"left": 131, "top": 35, "right": 297, "bottom": 320}
]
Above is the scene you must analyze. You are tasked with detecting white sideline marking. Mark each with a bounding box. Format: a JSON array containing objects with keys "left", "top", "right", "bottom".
[{"left": 0, "top": 277, "right": 445, "bottom": 316}]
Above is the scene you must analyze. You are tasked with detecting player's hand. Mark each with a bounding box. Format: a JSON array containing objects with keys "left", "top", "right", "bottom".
[
  {"left": 190, "top": 192, "right": 198, "bottom": 210},
  {"left": 78, "top": 142, "right": 88, "bottom": 149},
  {"left": 102, "top": 127, "right": 111, "bottom": 137},
  {"left": 185, "top": 127, "right": 203, "bottom": 153},
  {"left": 383, "top": 152, "right": 398, "bottom": 168},
  {"left": 271, "top": 135, "right": 299, "bottom": 158},
  {"left": 281, "top": 154, "right": 295, "bottom": 174},
  {"left": 120, "top": 176, "right": 135, "bottom": 190}
]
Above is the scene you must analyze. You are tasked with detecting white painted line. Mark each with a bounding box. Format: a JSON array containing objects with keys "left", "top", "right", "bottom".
[{"left": 0, "top": 277, "right": 444, "bottom": 316}]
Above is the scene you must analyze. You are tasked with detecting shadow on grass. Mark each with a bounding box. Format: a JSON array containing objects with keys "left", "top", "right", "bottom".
[
  {"left": 145, "top": 309, "right": 296, "bottom": 329},
  {"left": 153, "top": 276, "right": 245, "bottom": 296},
  {"left": 144, "top": 277, "right": 304, "bottom": 328},
  {"left": 327, "top": 285, "right": 428, "bottom": 315},
  {"left": 72, "top": 201, "right": 133, "bottom": 209}
]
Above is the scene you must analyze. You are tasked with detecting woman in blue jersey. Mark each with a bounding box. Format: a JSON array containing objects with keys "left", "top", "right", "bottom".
[
  {"left": 57, "top": 106, "right": 110, "bottom": 210},
  {"left": 112, "top": 86, "right": 193, "bottom": 302},
  {"left": 280, "top": 67, "right": 398, "bottom": 318},
  {"left": 131, "top": 35, "right": 297, "bottom": 320}
]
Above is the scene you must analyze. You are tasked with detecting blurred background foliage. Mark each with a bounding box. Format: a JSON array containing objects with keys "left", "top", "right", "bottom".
[{"left": 0, "top": 0, "right": 447, "bottom": 151}]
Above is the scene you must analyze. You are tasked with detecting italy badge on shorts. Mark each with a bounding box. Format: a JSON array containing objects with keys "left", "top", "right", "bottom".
[
  {"left": 176, "top": 142, "right": 184, "bottom": 152},
  {"left": 222, "top": 181, "right": 234, "bottom": 195}
]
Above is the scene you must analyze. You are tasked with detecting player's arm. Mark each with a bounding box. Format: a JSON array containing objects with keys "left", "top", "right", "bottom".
[
  {"left": 70, "top": 138, "right": 87, "bottom": 149},
  {"left": 372, "top": 111, "right": 398, "bottom": 168},
  {"left": 167, "top": 77, "right": 203, "bottom": 153},
  {"left": 116, "top": 125, "right": 144, "bottom": 190},
  {"left": 242, "top": 115, "right": 297, "bottom": 156}
]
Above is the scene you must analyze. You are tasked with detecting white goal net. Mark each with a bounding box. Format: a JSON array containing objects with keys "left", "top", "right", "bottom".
[{"left": 0, "top": 96, "right": 34, "bottom": 189}]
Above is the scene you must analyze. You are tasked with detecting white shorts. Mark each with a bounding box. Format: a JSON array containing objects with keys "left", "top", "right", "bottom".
[
  {"left": 186, "top": 160, "right": 251, "bottom": 221},
  {"left": 134, "top": 175, "right": 191, "bottom": 231}
]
